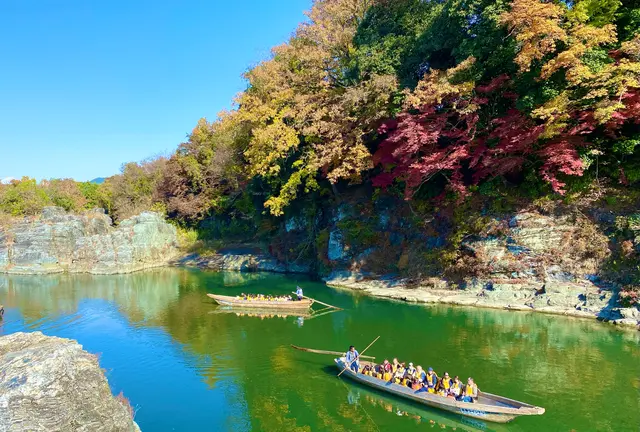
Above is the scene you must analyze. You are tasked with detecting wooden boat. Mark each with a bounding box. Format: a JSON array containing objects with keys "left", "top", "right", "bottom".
[
  {"left": 334, "top": 358, "right": 545, "bottom": 424},
  {"left": 206, "top": 293, "right": 313, "bottom": 310}
]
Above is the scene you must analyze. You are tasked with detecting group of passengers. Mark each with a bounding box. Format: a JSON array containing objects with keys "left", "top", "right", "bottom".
[
  {"left": 237, "top": 293, "right": 293, "bottom": 302},
  {"left": 345, "top": 346, "right": 479, "bottom": 403}
]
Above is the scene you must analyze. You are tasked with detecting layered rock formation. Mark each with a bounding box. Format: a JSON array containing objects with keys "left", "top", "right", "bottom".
[
  {"left": 0, "top": 207, "right": 178, "bottom": 274},
  {"left": 325, "top": 210, "right": 640, "bottom": 329},
  {"left": 0, "top": 331, "right": 140, "bottom": 432}
]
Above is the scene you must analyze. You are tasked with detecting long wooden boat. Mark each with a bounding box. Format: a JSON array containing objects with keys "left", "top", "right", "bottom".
[
  {"left": 335, "top": 358, "right": 545, "bottom": 424},
  {"left": 206, "top": 293, "right": 313, "bottom": 310}
]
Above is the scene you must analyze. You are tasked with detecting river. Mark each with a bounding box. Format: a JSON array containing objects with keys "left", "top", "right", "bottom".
[{"left": 1, "top": 269, "right": 638, "bottom": 431}]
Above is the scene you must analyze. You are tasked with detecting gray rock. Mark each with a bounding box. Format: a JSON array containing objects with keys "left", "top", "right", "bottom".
[
  {"left": 328, "top": 229, "right": 345, "bottom": 261},
  {"left": 0, "top": 208, "right": 178, "bottom": 275},
  {"left": 0, "top": 331, "right": 140, "bottom": 432},
  {"left": 619, "top": 307, "right": 640, "bottom": 320}
]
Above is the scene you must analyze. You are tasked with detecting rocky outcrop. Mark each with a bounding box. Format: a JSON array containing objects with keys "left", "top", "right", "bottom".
[
  {"left": 174, "top": 251, "right": 310, "bottom": 274},
  {"left": 0, "top": 207, "right": 178, "bottom": 274},
  {"left": 0, "top": 331, "right": 140, "bottom": 432},
  {"left": 325, "top": 273, "right": 640, "bottom": 329},
  {"left": 323, "top": 208, "right": 639, "bottom": 330}
]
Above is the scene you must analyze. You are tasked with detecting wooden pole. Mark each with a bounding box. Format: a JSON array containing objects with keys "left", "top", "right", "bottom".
[
  {"left": 337, "top": 336, "right": 380, "bottom": 378},
  {"left": 292, "top": 292, "right": 342, "bottom": 310},
  {"left": 290, "top": 344, "right": 375, "bottom": 360}
]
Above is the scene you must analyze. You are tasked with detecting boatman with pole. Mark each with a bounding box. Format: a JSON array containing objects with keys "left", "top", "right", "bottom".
[
  {"left": 345, "top": 345, "right": 360, "bottom": 373},
  {"left": 295, "top": 286, "right": 304, "bottom": 301}
]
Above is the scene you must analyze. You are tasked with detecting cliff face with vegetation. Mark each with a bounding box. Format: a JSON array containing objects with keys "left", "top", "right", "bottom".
[
  {"left": 0, "top": 207, "right": 178, "bottom": 275},
  {"left": 0, "top": 331, "right": 140, "bottom": 432},
  {"left": 1, "top": 0, "right": 638, "bottom": 320}
]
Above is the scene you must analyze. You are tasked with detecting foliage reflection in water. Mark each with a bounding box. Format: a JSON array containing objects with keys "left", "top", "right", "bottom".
[{"left": 0, "top": 269, "right": 638, "bottom": 431}]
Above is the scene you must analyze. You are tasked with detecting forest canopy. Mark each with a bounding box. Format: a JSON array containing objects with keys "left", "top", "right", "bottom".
[{"left": 2, "top": 0, "right": 638, "bottom": 223}]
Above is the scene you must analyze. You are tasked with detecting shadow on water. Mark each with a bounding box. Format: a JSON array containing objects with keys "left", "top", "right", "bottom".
[{"left": 318, "top": 365, "right": 508, "bottom": 432}]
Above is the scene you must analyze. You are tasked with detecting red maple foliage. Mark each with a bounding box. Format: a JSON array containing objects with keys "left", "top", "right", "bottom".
[{"left": 372, "top": 76, "right": 638, "bottom": 199}]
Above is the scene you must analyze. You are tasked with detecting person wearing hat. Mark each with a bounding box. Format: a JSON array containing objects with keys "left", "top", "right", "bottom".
[{"left": 425, "top": 367, "right": 439, "bottom": 393}]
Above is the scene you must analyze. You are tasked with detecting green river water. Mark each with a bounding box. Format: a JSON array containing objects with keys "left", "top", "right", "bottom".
[{"left": 0, "top": 269, "right": 638, "bottom": 431}]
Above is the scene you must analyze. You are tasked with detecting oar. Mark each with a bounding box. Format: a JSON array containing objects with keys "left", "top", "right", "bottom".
[
  {"left": 337, "top": 335, "right": 380, "bottom": 378},
  {"left": 291, "top": 292, "right": 342, "bottom": 310},
  {"left": 290, "top": 344, "right": 376, "bottom": 360}
]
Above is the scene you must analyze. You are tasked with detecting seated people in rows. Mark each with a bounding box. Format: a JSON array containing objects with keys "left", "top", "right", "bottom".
[
  {"left": 361, "top": 364, "right": 373, "bottom": 376},
  {"left": 458, "top": 377, "right": 479, "bottom": 403},
  {"left": 425, "top": 367, "right": 439, "bottom": 393}
]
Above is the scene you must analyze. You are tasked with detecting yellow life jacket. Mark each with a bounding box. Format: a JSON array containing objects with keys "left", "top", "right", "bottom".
[
  {"left": 377, "top": 372, "right": 383, "bottom": 379},
  {"left": 465, "top": 384, "right": 475, "bottom": 397},
  {"left": 383, "top": 372, "right": 391, "bottom": 381},
  {"left": 427, "top": 373, "right": 437, "bottom": 386},
  {"left": 441, "top": 378, "right": 450, "bottom": 390},
  {"left": 392, "top": 364, "right": 398, "bottom": 373}
]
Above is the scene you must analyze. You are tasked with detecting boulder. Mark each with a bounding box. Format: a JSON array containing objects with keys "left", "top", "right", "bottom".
[
  {"left": 0, "top": 208, "right": 178, "bottom": 275},
  {"left": 0, "top": 331, "right": 140, "bottom": 432}
]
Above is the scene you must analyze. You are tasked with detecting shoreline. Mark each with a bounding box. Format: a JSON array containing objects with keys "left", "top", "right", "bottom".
[
  {"left": 324, "top": 276, "right": 640, "bottom": 331},
  {"left": 3, "top": 251, "right": 639, "bottom": 331}
]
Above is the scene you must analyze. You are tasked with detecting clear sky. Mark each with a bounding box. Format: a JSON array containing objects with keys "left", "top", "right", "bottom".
[{"left": 0, "top": 0, "right": 312, "bottom": 182}]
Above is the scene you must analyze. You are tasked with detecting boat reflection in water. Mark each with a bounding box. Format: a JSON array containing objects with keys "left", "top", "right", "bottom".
[
  {"left": 208, "top": 305, "right": 338, "bottom": 323},
  {"left": 345, "top": 384, "right": 511, "bottom": 432}
]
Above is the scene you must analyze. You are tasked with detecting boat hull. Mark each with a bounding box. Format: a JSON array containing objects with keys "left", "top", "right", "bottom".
[
  {"left": 334, "top": 358, "right": 544, "bottom": 424},
  {"left": 207, "top": 293, "right": 313, "bottom": 310}
]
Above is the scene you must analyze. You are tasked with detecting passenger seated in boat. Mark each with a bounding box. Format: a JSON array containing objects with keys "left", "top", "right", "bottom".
[
  {"left": 425, "top": 367, "right": 438, "bottom": 393},
  {"left": 449, "top": 376, "right": 462, "bottom": 399},
  {"left": 391, "top": 358, "right": 400, "bottom": 373},
  {"left": 415, "top": 365, "right": 426, "bottom": 383},
  {"left": 361, "top": 364, "right": 373, "bottom": 376},
  {"left": 406, "top": 362, "right": 416, "bottom": 377},
  {"left": 438, "top": 372, "right": 452, "bottom": 396},
  {"left": 382, "top": 359, "right": 392, "bottom": 381},
  {"left": 393, "top": 363, "right": 406, "bottom": 384},
  {"left": 410, "top": 376, "right": 423, "bottom": 390},
  {"left": 458, "top": 377, "right": 479, "bottom": 403}
]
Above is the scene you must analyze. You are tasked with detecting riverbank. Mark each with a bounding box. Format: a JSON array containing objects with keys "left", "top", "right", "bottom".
[
  {"left": 324, "top": 272, "right": 640, "bottom": 330},
  {"left": 171, "top": 251, "right": 640, "bottom": 330}
]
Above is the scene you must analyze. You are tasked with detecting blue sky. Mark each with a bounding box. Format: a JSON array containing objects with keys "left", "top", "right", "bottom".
[{"left": 0, "top": 0, "right": 311, "bottom": 182}]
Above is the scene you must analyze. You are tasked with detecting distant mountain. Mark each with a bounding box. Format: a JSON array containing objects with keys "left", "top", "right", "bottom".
[
  {"left": 1, "top": 177, "right": 16, "bottom": 184},
  {"left": 90, "top": 177, "right": 105, "bottom": 184}
]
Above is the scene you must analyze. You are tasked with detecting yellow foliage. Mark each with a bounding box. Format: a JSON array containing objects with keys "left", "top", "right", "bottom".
[
  {"left": 405, "top": 57, "right": 476, "bottom": 109},
  {"left": 500, "top": 0, "right": 567, "bottom": 72}
]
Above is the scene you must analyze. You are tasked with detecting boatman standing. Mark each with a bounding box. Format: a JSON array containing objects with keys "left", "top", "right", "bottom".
[
  {"left": 345, "top": 345, "right": 359, "bottom": 373},
  {"left": 295, "top": 286, "right": 304, "bottom": 301}
]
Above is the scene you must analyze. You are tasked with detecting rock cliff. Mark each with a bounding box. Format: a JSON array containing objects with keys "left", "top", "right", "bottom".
[
  {"left": 0, "top": 331, "right": 140, "bottom": 432},
  {"left": 0, "top": 207, "right": 178, "bottom": 275}
]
